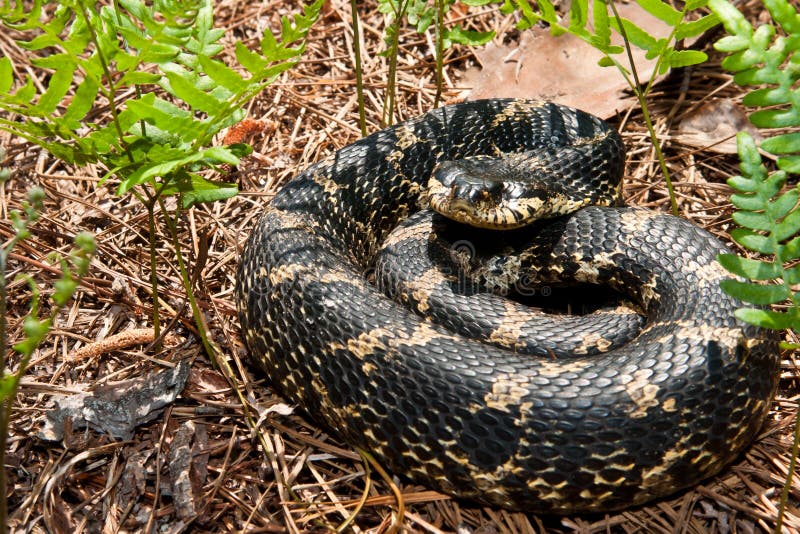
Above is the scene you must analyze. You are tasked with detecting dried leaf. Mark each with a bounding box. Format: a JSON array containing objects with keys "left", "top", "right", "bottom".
[
  {"left": 677, "top": 98, "right": 761, "bottom": 154},
  {"left": 461, "top": 2, "right": 672, "bottom": 118},
  {"left": 39, "top": 361, "right": 190, "bottom": 441},
  {"left": 169, "top": 421, "right": 209, "bottom": 520}
]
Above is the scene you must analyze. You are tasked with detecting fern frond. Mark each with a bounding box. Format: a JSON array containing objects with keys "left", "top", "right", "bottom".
[
  {"left": 503, "top": 0, "right": 715, "bottom": 81},
  {"left": 717, "top": 132, "right": 800, "bottom": 332},
  {"left": 710, "top": 0, "right": 800, "bottom": 337},
  {"left": 711, "top": 0, "right": 800, "bottom": 171},
  {"left": 379, "top": 0, "right": 496, "bottom": 48},
  {"left": 0, "top": 0, "right": 322, "bottom": 205}
]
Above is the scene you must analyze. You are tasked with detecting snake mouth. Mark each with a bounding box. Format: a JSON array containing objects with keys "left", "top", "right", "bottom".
[{"left": 427, "top": 191, "right": 531, "bottom": 229}]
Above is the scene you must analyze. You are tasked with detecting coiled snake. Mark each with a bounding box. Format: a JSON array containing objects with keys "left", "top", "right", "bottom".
[{"left": 235, "top": 99, "right": 779, "bottom": 513}]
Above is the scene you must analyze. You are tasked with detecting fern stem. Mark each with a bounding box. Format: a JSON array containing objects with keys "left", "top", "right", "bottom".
[
  {"left": 350, "top": 0, "right": 367, "bottom": 136},
  {"left": 382, "top": 0, "right": 410, "bottom": 126},
  {"left": 434, "top": 0, "right": 445, "bottom": 108},
  {"left": 607, "top": 0, "right": 679, "bottom": 215},
  {"left": 76, "top": 3, "right": 132, "bottom": 163},
  {"left": 763, "top": 184, "right": 800, "bottom": 531},
  {"left": 639, "top": 98, "right": 679, "bottom": 214},
  {"left": 146, "top": 200, "right": 161, "bottom": 343},
  {"left": 159, "top": 198, "right": 216, "bottom": 360},
  {"left": 777, "top": 405, "right": 800, "bottom": 532},
  {"left": 0, "top": 212, "right": 31, "bottom": 534},
  {"left": 157, "top": 198, "right": 303, "bottom": 509},
  {"left": 0, "top": 246, "right": 9, "bottom": 534}
]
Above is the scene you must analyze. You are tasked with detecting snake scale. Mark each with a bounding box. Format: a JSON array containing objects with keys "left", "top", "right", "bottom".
[{"left": 235, "top": 99, "right": 779, "bottom": 513}]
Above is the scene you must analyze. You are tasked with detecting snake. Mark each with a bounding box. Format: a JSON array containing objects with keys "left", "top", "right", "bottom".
[{"left": 235, "top": 99, "right": 779, "bottom": 513}]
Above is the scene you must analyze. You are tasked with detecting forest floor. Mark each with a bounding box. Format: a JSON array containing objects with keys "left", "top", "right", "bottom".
[{"left": 1, "top": 0, "right": 799, "bottom": 532}]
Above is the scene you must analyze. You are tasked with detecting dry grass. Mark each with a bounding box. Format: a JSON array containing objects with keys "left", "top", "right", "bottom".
[{"left": 2, "top": 0, "right": 799, "bottom": 532}]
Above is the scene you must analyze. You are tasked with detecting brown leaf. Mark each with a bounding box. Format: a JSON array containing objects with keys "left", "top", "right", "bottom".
[
  {"left": 676, "top": 99, "right": 761, "bottom": 154},
  {"left": 168, "top": 421, "right": 209, "bottom": 520},
  {"left": 461, "top": 2, "right": 673, "bottom": 118}
]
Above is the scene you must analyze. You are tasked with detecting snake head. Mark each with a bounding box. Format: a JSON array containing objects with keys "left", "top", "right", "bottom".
[{"left": 425, "top": 155, "right": 576, "bottom": 229}]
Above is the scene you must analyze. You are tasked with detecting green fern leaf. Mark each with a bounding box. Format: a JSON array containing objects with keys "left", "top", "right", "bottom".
[
  {"left": 720, "top": 279, "right": 789, "bottom": 305},
  {"left": 33, "top": 61, "right": 76, "bottom": 116},
  {"left": 234, "top": 41, "right": 268, "bottom": 75},
  {"left": 742, "top": 86, "right": 789, "bottom": 107},
  {"left": 781, "top": 236, "right": 800, "bottom": 261},
  {"left": 662, "top": 49, "right": 707, "bottom": 70},
  {"left": 0, "top": 57, "right": 12, "bottom": 94},
  {"left": 727, "top": 175, "right": 760, "bottom": 192},
  {"left": 125, "top": 93, "right": 200, "bottom": 142},
  {"left": 162, "top": 172, "right": 239, "bottom": 209},
  {"left": 761, "top": 133, "right": 800, "bottom": 155},
  {"left": 766, "top": 189, "right": 800, "bottom": 219},
  {"left": 568, "top": 0, "right": 588, "bottom": 33},
  {"left": 675, "top": 13, "right": 720, "bottom": 40},
  {"left": 734, "top": 308, "right": 794, "bottom": 330},
  {"left": 636, "top": 0, "right": 681, "bottom": 26},
  {"left": 536, "top": 0, "right": 560, "bottom": 28},
  {"left": 732, "top": 211, "right": 772, "bottom": 231},
  {"left": 730, "top": 228, "right": 775, "bottom": 254},
  {"left": 717, "top": 253, "right": 782, "bottom": 280},
  {"left": 765, "top": 0, "right": 800, "bottom": 33},
  {"left": 592, "top": 0, "right": 612, "bottom": 47},
  {"left": 62, "top": 76, "right": 100, "bottom": 128},
  {"left": 709, "top": 0, "right": 753, "bottom": 37},
  {"left": 784, "top": 264, "right": 800, "bottom": 284},
  {"left": 198, "top": 56, "right": 248, "bottom": 94},
  {"left": 730, "top": 192, "right": 767, "bottom": 212},
  {"left": 777, "top": 156, "right": 800, "bottom": 174},
  {"left": 772, "top": 209, "right": 800, "bottom": 241},
  {"left": 715, "top": 130, "right": 800, "bottom": 331},
  {"left": 611, "top": 17, "right": 661, "bottom": 56},
  {"left": 164, "top": 71, "right": 225, "bottom": 115},
  {"left": 714, "top": 34, "right": 750, "bottom": 52},
  {"left": 444, "top": 27, "right": 495, "bottom": 47}
]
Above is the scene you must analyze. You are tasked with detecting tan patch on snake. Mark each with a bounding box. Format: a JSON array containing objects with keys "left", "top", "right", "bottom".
[
  {"left": 490, "top": 100, "right": 547, "bottom": 128},
  {"left": 598, "top": 302, "right": 643, "bottom": 315},
  {"left": 395, "top": 123, "right": 422, "bottom": 150},
  {"left": 538, "top": 359, "right": 590, "bottom": 378},
  {"left": 638, "top": 273, "right": 660, "bottom": 306},
  {"left": 620, "top": 208, "right": 660, "bottom": 234},
  {"left": 400, "top": 267, "right": 457, "bottom": 314},
  {"left": 694, "top": 261, "right": 730, "bottom": 286},
  {"left": 394, "top": 321, "right": 460, "bottom": 349},
  {"left": 484, "top": 372, "right": 532, "bottom": 412},
  {"left": 487, "top": 301, "right": 529, "bottom": 350},
  {"left": 387, "top": 149, "right": 405, "bottom": 164},
  {"left": 573, "top": 332, "right": 613, "bottom": 354},
  {"left": 639, "top": 431, "right": 704, "bottom": 491},
  {"left": 381, "top": 214, "right": 428, "bottom": 248},
  {"left": 622, "top": 369, "right": 659, "bottom": 418},
  {"left": 328, "top": 327, "right": 393, "bottom": 360},
  {"left": 573, "top": 251, "right": 617, "bottom": 283},
  {"left": 268, "top": 263, "right": 311, "bottom": 285},
  {"left": 271, "top": 208, "right": 321, "bottom": 231},
  {"left": 655, "top": 322, "right": 746, "bottom": 354},
  {"left": 571, "top": 128, "right": 614, "bottom": 147},
  {"left": 313, "top": 170, "right": 344, "bottom": 196},
  {"left": 479, "top": 256, "right": 522, "bottom": 293}
]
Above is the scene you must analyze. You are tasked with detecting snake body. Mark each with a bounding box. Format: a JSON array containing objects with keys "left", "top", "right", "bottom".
[{"left": 235, "top": 99, "right": 779, "bottom": 512}]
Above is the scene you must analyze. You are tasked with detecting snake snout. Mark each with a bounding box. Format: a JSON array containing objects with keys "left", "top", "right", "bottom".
[{"left": 426, "top": 158, "right": 521, "bottom": 228}]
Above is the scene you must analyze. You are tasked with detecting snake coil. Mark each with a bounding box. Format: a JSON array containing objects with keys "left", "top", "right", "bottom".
[{"left": 235, "top": 99, "right": 779, "bottom": 513}]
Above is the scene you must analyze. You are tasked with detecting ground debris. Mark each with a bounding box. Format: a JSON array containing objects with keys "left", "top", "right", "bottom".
[
  {"left": 168, "top": 421, "right": 210, "bottom": 520},
  {"left": 39, "top": 361, "right": 190, "bottom": 441}
]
